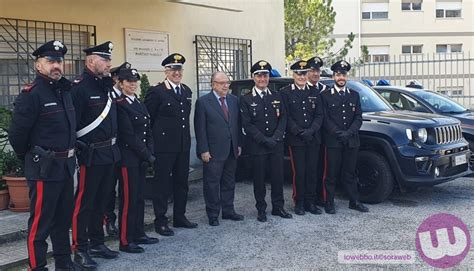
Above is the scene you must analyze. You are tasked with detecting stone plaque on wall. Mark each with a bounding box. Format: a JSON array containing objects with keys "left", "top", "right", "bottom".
[{"left": 124, "top": 28, "right": 169, "bottom": 71}]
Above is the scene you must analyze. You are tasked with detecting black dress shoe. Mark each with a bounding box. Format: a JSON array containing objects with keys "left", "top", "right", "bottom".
[
  {"left": 119, "top": 243, "right": 145, "bottom": 253},
  {"left": 55, "top": 261, "right": 84, "bottom": 271},
  {"left": 222, "top": 212, "right": 244, "bottom": 221},
  {"left": 135, "top": 235, "right": 159, "bottom": 245},
  {"left": 105, "top": 222, "right": 118, "bottom": 237},
  {"left": 73, "top": 250, "right": 97, "bottom": 269},
  {"left": 89, "top": 244, "right": 119, "bottom": 259},
  {"left": 305, "top": 202, "right": 322, "bottom": 215},
  {"left": 155, "top": 224, "right": 175, "bottom": 236},
  {"left": 173, "top": 217, "right": 198, "bottom": 228},
  {"left": 209, "top": 217, "right": 219, "bottom": 226},
  {"left": 325, "top": 202, "right": 336, "bottom": 214},
  {"left": 257, "top": 211, "right": 267, "bottom": 222},
  {"left": 271, "top": 207, "right": 293, "bottom": 218},
  {"left": 294, "top": 203, "right": 305, "bottom": 215},
  {"left": 349, "top": 201, "right": 369, "bottom": 212}
]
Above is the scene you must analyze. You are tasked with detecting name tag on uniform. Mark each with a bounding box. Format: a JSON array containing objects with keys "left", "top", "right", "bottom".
[
  {"left": 90, "top": 96, "right": 101, "bottom": 99},
  {"left": 44, "top": 102, "right": 57, "bottom": 107}
]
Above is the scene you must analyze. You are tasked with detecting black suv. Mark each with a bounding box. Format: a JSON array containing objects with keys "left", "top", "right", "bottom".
[
  {"left": 374, "top": 85, "right": 474, "bottom": 170},
  {"left": 230, "top": 77, "right": 472, "bottom": 203}
]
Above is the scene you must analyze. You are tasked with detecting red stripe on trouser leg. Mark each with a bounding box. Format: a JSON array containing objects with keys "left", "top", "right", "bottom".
[
  {"left": 120, "top": 167, "right": 130, "bottom": 246},
  {"left": 72, "top": 165, "right": 86, "bottom": 250},
  {"left": 288, "top": 146, "right": 297, "bottom": 204},
  {"left": 322, "top": 146, "right": 328, "bottom": 201},
  {"left": 28, "top": 181, "right": 44, "bottom": 270}
]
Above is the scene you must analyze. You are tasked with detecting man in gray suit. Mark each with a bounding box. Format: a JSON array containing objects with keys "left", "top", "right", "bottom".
[{"left": 194, "top": 71, "right": 244, "bottom": 226}]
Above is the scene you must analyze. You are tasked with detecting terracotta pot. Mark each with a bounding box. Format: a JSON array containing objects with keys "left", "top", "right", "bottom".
[
  {"left": 4, "top": 176, "right": 29, "bottom": 212},
  {"left": 0, "top": 189, "right": 9, "bottom": 210}
]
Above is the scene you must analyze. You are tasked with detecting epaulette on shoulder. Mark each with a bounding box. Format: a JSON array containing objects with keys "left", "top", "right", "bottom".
[
  {"left": 73, "top": 76, "right": 84, "bottom": 85},
  {"left": 21, "top": 83, "right": 36, "bottom": 93},
  {"left": 242, "top": 89, "right": 252, "bottom": 96}
]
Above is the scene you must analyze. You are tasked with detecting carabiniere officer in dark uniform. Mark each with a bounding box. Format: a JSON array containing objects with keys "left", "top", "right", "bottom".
[
  {"left": 320, "top": 60, "right": 369, "bottom": 214},
  {"left": 306, "top": 56, "right": 328, "bottom": 207},
  {"left": 116, "top": 68, "right": 158, "bottom": 253},
  {"left": 70, "top": 41, "right": 121, "bottom": 269},
  {"left": 144, "top": 53, "right": 198, "bottom": 237},
  {"left": 240, "top": 60, "right": 293, "bottom": 222},
  {"left": 280, "top": 60, "right": 324, "bottom": 216},
  {"left": 9, "top": 40, "right": 77, "bottom": 270},
  {"left": 103, "top": 61, "right": 132, "bottom": 238}
]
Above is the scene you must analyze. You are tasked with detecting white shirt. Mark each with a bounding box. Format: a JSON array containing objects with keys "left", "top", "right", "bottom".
[
  {"left": 167, "top": 79, "right": 181, "bottom": 94},
  {"left": 253, "top": 87, "right": 271, "bottom": 98}
]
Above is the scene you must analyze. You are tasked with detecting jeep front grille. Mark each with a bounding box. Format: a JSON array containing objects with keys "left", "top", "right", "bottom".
[{"left": 435, "top": 125, "right": 463, "bottom": 144}]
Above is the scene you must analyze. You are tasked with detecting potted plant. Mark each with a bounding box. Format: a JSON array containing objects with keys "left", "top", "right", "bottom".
[{"left": 0, "top": 107, "right": 28, "bottom": 212}]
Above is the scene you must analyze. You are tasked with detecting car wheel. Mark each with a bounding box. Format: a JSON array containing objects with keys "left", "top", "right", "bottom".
[{"left": 357, "top": 150, "right": 394, "bottom": 203}]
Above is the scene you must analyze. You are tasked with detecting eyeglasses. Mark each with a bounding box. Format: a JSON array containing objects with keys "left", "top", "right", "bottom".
[
  {"left": 213, "top": 81, "right": 231, "bottom": 86},
  {"left": 294, "top": 71, "right": 307, "bottom": 76}
]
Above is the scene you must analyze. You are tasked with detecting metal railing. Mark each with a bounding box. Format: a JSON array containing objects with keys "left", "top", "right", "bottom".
[
  {"left": 194, "top": 35, "right": 252, "bottom": 97},
  {"left": 0, "top": 17, "right": 96, "bottom": 107},
  {"left": 348, "top": 52, "right": 474, "bottom": 108}
]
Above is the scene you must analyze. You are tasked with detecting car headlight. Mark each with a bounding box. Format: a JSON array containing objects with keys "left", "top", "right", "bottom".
[
  {"left": 417, "top": 128, "right": 428, "bottom": 143},
  {"left": 406, "top": 129, "right": 413, "bottom": 140}
]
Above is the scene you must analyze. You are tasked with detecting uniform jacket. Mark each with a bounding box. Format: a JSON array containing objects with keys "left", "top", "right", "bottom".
[
  {"left": 71, "top": 69, "right": 121, "bottom": 165},
  {"left": 117, "top": 95, "right": 154, "bottom": 167},
  {"left": 308, "top": 81, "right": 327, "bottom": 93},
  {"left": 194, "top": 92, "right": 241, "bottom": 161},
  {"left": 320, "top": 86, "right": 362, "bottom": 148},
  {"left": 240, "top": 87, "right": 286, "bottom": 155},
  {"left": 280, "top": 83, "right": 323, "bottom": 146},
  {"left": 9, "top": 75, "right": 76, "bottom": 181},
  {"left": 144, "top": 80, "right": 192, "bottom": 153}
]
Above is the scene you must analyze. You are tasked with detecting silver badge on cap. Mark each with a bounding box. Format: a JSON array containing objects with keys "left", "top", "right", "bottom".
[
  {"left": 108, "top": 42, "right": 114, "bottom": 53},
  {"left": 131, "top": 69, "right": 138, "bottom": 75},
  {"left": 53, "top": 40, "right": 64, "bottom": 51}
]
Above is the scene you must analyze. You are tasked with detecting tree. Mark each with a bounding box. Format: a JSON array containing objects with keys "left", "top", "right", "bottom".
[
  {"left": 284, "top": 0, "right": 356, "bottom": 64},
  {"left": 139, "top": 73, "right": 151, "bottom": 102}
]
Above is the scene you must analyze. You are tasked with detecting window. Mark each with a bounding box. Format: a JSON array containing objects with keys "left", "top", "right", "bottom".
[
  {"left": 362, "top": 2, "right": 389, "bottom": 19},
  {"left": 402, "top": 45, "right": 423, "bottom": 54},
  {"left": 365, "top": 46, "right": 390, "bottom": 62},
  {"left": 436, "top": 1, "right": 462, "bottom": 18},
  {"left": 402, "top": 0, "right": 422, "bottom": 11},
  {"left": 436, "top": 44, "right": 463, "bottom": 53}
]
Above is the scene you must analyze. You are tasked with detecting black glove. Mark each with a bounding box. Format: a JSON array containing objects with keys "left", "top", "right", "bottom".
[
  {"left": 148, "top": 155, "right": 156, "bottom": 165},
  {"left": 335, "top": 130, "right": 351, "bottom": 141},
  {"left": 299, "top": 129, "right": 314, "bottom": 142},
  {"left": 262, "top": 137, "right": 277, "bottom": 148}
]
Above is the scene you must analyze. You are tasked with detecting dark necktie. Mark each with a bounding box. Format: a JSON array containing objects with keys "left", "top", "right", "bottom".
[
  {"left": 219, "top": 96, "right": 229, "bottom": 121},
  {"left": 175, "top": 86, "right": 181, "bottom": 96},
  {"left": 339, "top": 90, "right": 345, "bottom": 96}
]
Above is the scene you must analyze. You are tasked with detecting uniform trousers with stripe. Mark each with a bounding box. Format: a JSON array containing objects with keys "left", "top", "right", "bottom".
[
  {"left": 104, "top": 165, "right": 120, "bottom": 226},
  {"left": 152, "top": 151, "right": 190, "bottom": 226},
  {"left": 316, "top": 146, "right": 327, "bottom": 203},
  {"left": 72, "top": 164, "right": 115, "bottom": 252},
  {"left": 325, "top": 146, "right": 359, "bottom": 204},
  {"left": 288, "top": 142, "right": 320, "bottom": 204},
  {"left": 118, "top": 166, "right": 146, "bottom": 246},
  {"left": 251, "top": 145, "right": 285, "bottom": 212},
  {"left": 27, "top": 178, "right": 73, "bottom": 270}
]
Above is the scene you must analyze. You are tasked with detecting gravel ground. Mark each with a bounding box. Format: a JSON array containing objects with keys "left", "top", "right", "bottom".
[{"left": 81, "top": 178, "right": 474, "bottom": 270}]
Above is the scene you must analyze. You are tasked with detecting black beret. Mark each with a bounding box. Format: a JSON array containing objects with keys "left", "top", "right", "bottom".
[
  {"left": 83, "top": 41, "right": 113, "bottom": 59},
  {"left": 290, "top": 60, "right": 309, "bottom": 72},
  {"left": 330, "top": 60, "right": 351, "bottom": 74},
  {"left": 32, "top": 40, "right": 67, "bottom": 60},
  {"left": 162, "top": 53, "right": 185, "bottom": 69},
  {"left": 118, "top": 68, "right": 141, "bottom": 81},
  {"left": 111, "top": 62, "right": 132, "bottom": 77},
  {"left": 307, "top": 56, "right": 324, "bottom": 69},
  {"left": 251, "top": 60, "right": 272, "bottom": 75}
]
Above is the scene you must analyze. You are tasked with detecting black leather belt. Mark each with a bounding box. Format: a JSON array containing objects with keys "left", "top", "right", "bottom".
[
  {"left": 89, "top": 137, "right": 117, "bottom": 149},
  {"left": 54, "top": 148, "right": 75, "bottom": 159}
]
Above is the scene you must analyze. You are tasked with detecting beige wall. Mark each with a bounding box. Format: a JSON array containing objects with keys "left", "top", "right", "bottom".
[{"left": 0, "top": 0, "right": 285, "bottom": 89}]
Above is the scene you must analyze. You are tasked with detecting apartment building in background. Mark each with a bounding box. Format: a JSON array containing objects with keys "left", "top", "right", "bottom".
[{"left": 331, "top": 0, "right": 474, "bottom": 103}]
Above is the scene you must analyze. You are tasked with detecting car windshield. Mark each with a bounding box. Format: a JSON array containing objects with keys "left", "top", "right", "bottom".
[
  {"left": 412, "top": 91, "right": 467, "bottom": 114},
  {"left": 321, "top": 80, "right": 393, "bottom": 112}
]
